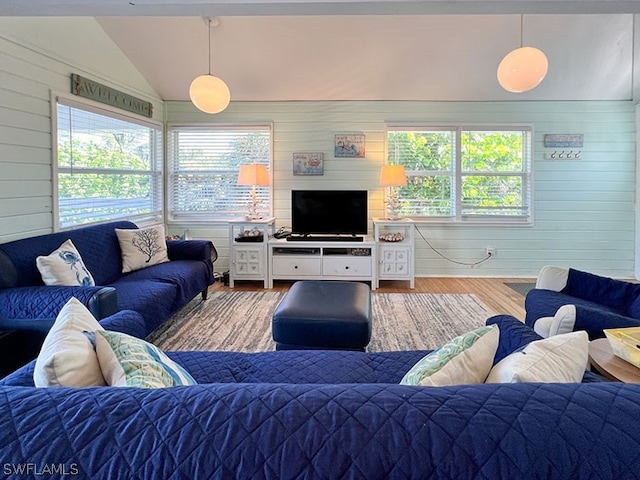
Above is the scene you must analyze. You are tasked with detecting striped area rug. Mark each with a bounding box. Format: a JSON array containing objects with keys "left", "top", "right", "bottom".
[{"left": 147, "top": 291, "right": 494, "bottom": 352}]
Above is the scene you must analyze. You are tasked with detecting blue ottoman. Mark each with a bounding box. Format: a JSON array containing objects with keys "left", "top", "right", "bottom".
[{"left": 272, "top": 280, "right": 372, "bottom": 351}]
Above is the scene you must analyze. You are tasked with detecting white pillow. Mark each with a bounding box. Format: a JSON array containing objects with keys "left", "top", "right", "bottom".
[
  {"left": 486, "top": 330, "right": 588, "bottom": 384},
  {"left": 34, "top": 297, "right": 106, "bottom": 387},
  {"left": 535, "top": 265, "right": 569, "bottom": 291},
  {"left": 36, "top": 239, "right": 95, "bottom": 286},
  {"left": 115, "top": 225, "right": 170, "bottom": 273},
  {"left": 400, "top": 325, "right": 499, "bottom": 386},
  {"left": 94, "top": 330, "right": 197, "bottom": 388},
  {"left": 549, "top": 304, "right": 577, "bottom": 337},
  {"left": 532, "top": 316, "right": 553, "bottom": 338}
]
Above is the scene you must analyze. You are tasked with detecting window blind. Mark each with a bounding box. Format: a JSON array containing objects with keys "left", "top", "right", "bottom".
[
  {"left": 56, "top": 100, "right": 163, "bottom": 229},
  {"left": 167, "top": 125, "right": 272, "bottom": 221}
]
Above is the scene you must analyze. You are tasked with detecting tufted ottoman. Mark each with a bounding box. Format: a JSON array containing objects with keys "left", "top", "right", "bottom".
[{"left": 272, "top": 280, "right": 372, "bottom": 351}]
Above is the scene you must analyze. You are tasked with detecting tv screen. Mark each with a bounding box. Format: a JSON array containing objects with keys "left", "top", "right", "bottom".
[{"left": 291, "top": 190, "right": 368, "bottom": 235}]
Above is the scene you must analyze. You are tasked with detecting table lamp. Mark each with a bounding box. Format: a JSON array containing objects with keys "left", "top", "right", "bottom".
[
  {"left": 379, "top": 165, "right": 407, "bottom": 220},
  {"left": 237, "top": 164, "right": 269, "bottom": 220}
]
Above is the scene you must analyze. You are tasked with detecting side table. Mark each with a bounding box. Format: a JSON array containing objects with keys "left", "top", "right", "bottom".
[
  {"left": 373, "top": 218, "right": 415, "bottom": 289},
  {"left": 228, "top": 217, "right": 276, "bottom": 288},
  {"left": 588, "top": 337, "right": 640, "bottom": 383}
]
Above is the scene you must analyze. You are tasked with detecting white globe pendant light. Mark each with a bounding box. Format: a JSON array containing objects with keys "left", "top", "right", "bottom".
[
  {"left": 190, "top": 74, "right": 230, "bottom": 114},
  {"left": 497, "top": 16, "right": 548, "bottom": 93},
  {"left": 190, "top": 17, "right": 230, "bottom": 114}
]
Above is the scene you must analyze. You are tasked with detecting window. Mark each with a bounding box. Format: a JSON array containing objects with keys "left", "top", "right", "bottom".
[
  {"left": 167, "top": 125, "right": 272, "bottom": 221},
  {"left": 386, "top": 125, "right": 532, "bottom": 223},
  {"left": 56, "top": 98, "right": 163, "bottom": 229}
]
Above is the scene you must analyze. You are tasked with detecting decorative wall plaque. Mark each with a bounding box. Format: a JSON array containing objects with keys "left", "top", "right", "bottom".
[
  {"left": 71, "top": 73, "right": 153, "bottom": 118},
  {"left": 293, "top": 152, "right": 324, "bottom": 176},
  {"left": 544, "top": 134, "right": 584, "bottom": 148},
  {"left": 334, "top": 134, "right": 365, "bottom": 158}
]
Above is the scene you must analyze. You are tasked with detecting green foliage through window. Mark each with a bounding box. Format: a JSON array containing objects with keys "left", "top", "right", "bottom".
[
  {"left": 387, "top": 126, "right": 531, "bottom": 222},
  {"left": 56, "top": 101, "right": 163, "bottom": 229}
]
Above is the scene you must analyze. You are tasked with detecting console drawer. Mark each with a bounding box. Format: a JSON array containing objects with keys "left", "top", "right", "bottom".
[
  {"left": 322, "top": 257, "right": 372, "bottom": 276},
  {"left": 272, "top": 256, "right": 322, "bottom": 276}
]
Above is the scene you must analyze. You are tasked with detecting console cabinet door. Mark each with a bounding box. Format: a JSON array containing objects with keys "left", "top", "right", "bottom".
[
  {"left": 378, "top": 246, "right": 411, "bottom": 278},
  {"left": 232, "top": 247, "right": 263, "bottom": 276}
]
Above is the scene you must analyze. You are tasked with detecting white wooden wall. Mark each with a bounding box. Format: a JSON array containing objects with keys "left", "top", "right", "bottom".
[
  {"left": 0, "top": 18, "right": 163, "bottom": 242},
  {"left": 0, "top": 18, "right": 634, "bottom": 279},
  {"left": 167, "top": 100, "right": 636, "bottom": 279}
]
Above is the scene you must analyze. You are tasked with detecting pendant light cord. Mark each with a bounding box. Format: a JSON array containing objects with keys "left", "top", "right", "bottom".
[
  {"left": 520, "top": 14, "right": 524, "bottom": 48},
  {"left": 208, "top": 18, "right": 212, "bottom": 75},
  {"left": 632, "top": 14, "right": 636, "bottom": 100}
]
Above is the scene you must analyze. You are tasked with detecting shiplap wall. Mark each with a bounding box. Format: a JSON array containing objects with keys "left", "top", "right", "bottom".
[
  {"left": 0, "top": 18, "right": 164, "bottom": 242},
  {"left": 167, "top": 100, "right": 636, "bottom": 278},
  {"left": 0, "top": 17, "right": 634, "bottom": 279}
]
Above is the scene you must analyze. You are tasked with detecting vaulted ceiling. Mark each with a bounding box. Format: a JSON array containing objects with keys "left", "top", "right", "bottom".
[{"left": 1, "top": 1, "right": 638, "bottom": 102}]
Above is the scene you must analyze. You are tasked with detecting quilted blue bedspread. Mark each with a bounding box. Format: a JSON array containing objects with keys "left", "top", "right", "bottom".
[
  {"left": 1, "top": 381, "right": 639, "bottom": 479},
  {"left": 1, "top": 316, "right": 639, "bottom": 479}
]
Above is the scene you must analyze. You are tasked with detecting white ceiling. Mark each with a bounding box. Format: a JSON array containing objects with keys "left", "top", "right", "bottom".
[
  {"left": 2, "top": 1, "right": 640, "bottom": 16},
  {"left": 1, "top": 1, "right": 638, "bottom": 102},
  {"left": 98, "top": 14, "right": 635, "bottom": 102}
]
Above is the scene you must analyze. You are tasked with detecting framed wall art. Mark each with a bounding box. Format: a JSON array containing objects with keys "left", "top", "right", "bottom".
[
  {"left": 334, "top": 134, "right": 365, "bottom": 158},
  {"left": 293, "top": 152, "right": 324, "bottom": 176}
]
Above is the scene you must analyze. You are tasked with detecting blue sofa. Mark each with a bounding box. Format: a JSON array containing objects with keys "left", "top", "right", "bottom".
[
  {"left": 525, "top": 266, "right": 640, "bottom": 340},
  {"left": 0, "top": 221, "right": 217, "bottom": 336},
  {"left": 2, "top": 315, "right": 638, "bottom": 479}
]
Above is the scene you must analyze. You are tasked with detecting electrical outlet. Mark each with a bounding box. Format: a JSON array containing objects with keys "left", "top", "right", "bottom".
[{"left": 485, "top": 247, "right": 496, "bottom": 257}]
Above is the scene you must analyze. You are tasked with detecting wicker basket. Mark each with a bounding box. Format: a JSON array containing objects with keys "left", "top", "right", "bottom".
[{"left": 603, "top": 327, "right": 640, "bottom": 369}]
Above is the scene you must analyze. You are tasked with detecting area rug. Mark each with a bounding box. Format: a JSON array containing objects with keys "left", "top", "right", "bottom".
[{"left": 148, "top": 291, "right": 495, "bottom": 352}]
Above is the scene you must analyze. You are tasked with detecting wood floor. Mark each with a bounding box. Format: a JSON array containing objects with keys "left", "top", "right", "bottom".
[{"left": 212, "top": 277, "right": 532, "bottom": 320}]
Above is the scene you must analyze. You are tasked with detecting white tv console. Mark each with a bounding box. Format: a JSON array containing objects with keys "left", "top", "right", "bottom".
[{"left": 268, "top": 237, "right": 377, "bottom": 289}]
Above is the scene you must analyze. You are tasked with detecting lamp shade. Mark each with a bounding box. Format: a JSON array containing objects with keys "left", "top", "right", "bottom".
[
  {"left": 238, "top": 164, "right": 269, "bottom": 186},
  {"left": 189, "top": 74, "right": 230, "bottom": 114},
  {"left": 379, "top": 165, "right": 407, "bottom": 187},
  {"left": 497, "top": 46, "right": 548, "bottom": 93}
]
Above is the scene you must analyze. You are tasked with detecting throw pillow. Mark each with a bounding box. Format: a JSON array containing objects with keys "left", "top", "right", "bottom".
[
  {"left": 400, "top": 325, "right": 500, "bottom": 386},
  {"left": 94, "top": 330, "right": 197, "bottom": 388},
  {"left": 549, "top": 304, "right": 577, "bottom": 337},
  {"left": 485, "top": 330, "right": 588, "bottom": 384},
  {"left": 36, "top": 239, "right": 95, "bottom": 286},
  {"left": 33, "top": 297, "right": 106, "bottom": 387},
  {"left": 115, "top": 225, "right": 170, "bottom": 273}
]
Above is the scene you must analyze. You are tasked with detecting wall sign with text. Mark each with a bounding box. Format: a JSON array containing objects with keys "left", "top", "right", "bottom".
[
  {"left": 71, "top": 74, "right": 153, "bottom": 118},
  {"left": 334, "top": 134, "right": 365, "bottom": 158}
]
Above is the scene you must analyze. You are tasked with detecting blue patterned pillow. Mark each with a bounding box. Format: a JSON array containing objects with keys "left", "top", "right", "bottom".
[
  {"left": 400, "top": 325, "right": 499, "bottom": 386},
  {"left": 95, "top": 330, "right": 196, "bottom": 388},
  {"left": 36, "top": 239, "right": 95, "bottom": 286}
]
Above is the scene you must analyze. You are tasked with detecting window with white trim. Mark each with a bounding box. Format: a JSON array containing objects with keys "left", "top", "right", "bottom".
[
  {"left": 386, "top": 126, "right": 532, "bottom": 223},
  {"left": 167, "top": 125, "right": 272, "bottom": 221},
  {"left": 56, "top": 98, "right": 163, "bottom": 229}
]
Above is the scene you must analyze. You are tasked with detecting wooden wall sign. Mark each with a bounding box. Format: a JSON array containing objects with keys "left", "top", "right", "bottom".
[
  {"left": 71, "top": 74, "right": 153, "bottom": 118},
  {"left": 543, "top": 134, "right": 584, "bottom": 148}
]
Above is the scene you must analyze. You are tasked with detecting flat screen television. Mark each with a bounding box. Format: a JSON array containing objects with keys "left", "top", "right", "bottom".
[{"left": 291, "top": 190, "right": 368, "bottom": 236}]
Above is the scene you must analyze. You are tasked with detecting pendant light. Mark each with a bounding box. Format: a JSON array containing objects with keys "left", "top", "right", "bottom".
[
  {"left": 497, "top": 15, "right": 548, "bottom": 93},
  {"left": 189, "top": 17, "right": 230, "bottom": 114}
]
